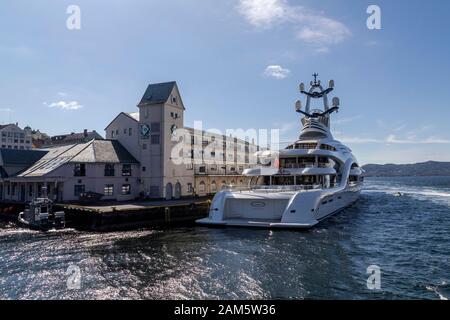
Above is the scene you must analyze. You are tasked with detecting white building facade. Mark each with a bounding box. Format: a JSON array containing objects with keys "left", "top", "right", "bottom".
[
  {"left": 106, "top": 81, "right": 260, "bottom": 200},
  {"left": 0, "top": 123, "right": 32, "bottom": 150},
  {"left": 0, "top": 81, "right": 260, "bottom": 203}
]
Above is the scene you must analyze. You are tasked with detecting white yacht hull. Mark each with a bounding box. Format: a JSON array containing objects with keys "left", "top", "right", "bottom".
[{"left": 196, "top": 184, "right": 361, "bottom": 229}]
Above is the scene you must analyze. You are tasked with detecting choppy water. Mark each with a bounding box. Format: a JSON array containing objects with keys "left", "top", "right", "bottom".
[{"left": 0, "top": 176, "right": 449, "bottom": 300}]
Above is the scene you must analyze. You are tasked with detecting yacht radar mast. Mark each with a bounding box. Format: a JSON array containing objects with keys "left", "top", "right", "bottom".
[{"left": 295, "top": 73, "right": 340, "bottom": 128}]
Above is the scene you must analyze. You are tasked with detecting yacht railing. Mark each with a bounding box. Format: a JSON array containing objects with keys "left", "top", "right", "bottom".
[
  {"left": 281, "top": 163, "right": 331, "bottom": 169},
  {"left": 222, "top": 184, "right": 323, "bottom": 193}
]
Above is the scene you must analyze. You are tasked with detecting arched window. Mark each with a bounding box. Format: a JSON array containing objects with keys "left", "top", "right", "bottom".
[{"left": 199, "top": 181, "right": 206, "bottom": 193}]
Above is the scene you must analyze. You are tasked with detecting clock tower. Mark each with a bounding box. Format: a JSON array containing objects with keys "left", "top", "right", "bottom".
[{"left": 137, "top": 81, "right": 193, "bottom": 199}]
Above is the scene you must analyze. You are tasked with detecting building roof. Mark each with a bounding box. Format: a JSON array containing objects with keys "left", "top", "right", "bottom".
[
  {"left": 126, "top": 112, "right": 139, "bottom": 121},
  {"left": 139, "top": 81, "right": 176, "bottom": 106},
  {"left": 43, "top": 130, "right": 104, "bottom": 147},
  {"left": 17, "top": 140, "right": 138, "bottom": 178},
  {"left": 0, "top": 123, "right": 19, "bottom": 130},
  {"left": 0, "top": 149, "right": 48, "bottom": 166},
  {"left": 104, "top": 112, "right": 139, "bottom": 130},
  {"left": 71, "top": 140, "right": 139, "bottom": 164},
  {"left": 0, "top": 149, "right": 48, "bottom": 178}
]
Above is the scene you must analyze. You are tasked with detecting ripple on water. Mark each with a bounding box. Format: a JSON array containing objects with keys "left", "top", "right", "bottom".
[{"left": 1, "top": 176, "right": 450, "bottom": 299}]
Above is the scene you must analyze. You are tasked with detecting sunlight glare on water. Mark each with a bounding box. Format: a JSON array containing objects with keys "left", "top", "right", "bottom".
[{"left": 0, "top": 177, "right": 449, "bottom": 300}]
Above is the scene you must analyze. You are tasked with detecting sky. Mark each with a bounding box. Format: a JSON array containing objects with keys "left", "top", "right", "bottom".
[{"left": 1, "top": 0, "right": 450, "bottom": 165}]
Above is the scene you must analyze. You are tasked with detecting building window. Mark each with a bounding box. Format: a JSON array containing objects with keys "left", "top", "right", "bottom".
[
  {"left": 104, "top": 164, "right": 115, "bottom": 176},
  {"left": 104, "top": 184, "right": 114, "bottom": 196},
  {"left": 199, "top": 181, "right": 206, "bottom": 193},
  {"left": 129, "top": 128, "right": 132, "bottom": 136},
  {"left": 111, "top": 131, "right": 115, "bottom": 138},
  {"left": 151, "top": 135, "right": 160, "bottom": 145},
  {"left": 187, "top": 183, "right": 193, "bottom": 193},
  {"left": 151, "top": 123, "right": 160, "bottom": 133},
  {"left": 123, "top": 129, "right": 127, "bottom": 134},
  {"left": 116, "top": 129, "right": 119, "bottom": 135},
  {"left": 199, "top": 166, "right": 206, "bottom": 173},
  {"left": 74, "top": 185, "right": 85, "bottom": 197},
  {"left": 210, "top": 151, "right": 216, "bottom": 157},
  {"left": 122, "top": 164, "right": 132, "bottom": 176},
  {"left": 121, "top": 184, "right": 131, "bottom": 195},
  {"left": 142, "top": 143, "right": 147, "bottom": 150},
  {"left": 74, "top": 163, "right": 86, "bottom": 177},
  {"left": 142, "top": 166, "right": 146, "bottom": 172}
]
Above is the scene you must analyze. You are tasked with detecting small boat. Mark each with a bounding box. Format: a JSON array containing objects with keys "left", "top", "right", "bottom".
[{"left": 18, "top": 197, "right": 66, "bottom": 231}]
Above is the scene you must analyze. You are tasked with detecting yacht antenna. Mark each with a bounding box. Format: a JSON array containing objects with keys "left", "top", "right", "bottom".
[
  {"left": 312, "top": 73, "right": 319, "bottom": 86},
  {"left": 295, "top": 74, "right": 340, "bottom": 122}
]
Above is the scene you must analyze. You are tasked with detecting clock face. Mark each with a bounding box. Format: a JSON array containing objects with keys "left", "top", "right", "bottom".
[{"left": 140, "top": 124, "right": 150, "bottom": 138}]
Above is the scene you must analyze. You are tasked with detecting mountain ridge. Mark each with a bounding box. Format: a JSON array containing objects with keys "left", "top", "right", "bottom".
[{"left": 362, "top": 161, "right": 450, "bottom": 177}]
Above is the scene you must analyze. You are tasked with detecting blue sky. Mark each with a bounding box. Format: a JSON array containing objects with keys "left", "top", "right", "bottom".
[{"left": 1, "top": 0, "right": 450, "bottom": 164}]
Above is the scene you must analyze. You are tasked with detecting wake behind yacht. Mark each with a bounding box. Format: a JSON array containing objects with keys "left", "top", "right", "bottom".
[{"left": 197, "top": 74, "right": 363, "bottom": 229}]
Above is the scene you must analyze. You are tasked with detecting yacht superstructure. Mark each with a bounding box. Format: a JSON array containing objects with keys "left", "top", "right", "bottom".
[{"left": 196, "top": 74, "right": 363, "bottom": 229}]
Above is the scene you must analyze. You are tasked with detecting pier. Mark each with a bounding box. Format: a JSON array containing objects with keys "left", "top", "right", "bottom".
[{"left": 1, "top": 197, "right": 211, "bottom": 231}]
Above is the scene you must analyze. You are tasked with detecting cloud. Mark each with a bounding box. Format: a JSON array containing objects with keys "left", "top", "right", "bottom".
[
  {"left": 263, "top": 65, "right": 290, "bottom": 79},
  {"left": 237, "top": 0, "right": 351, "bottom": 50},
  {"left": 46, "top": 101, "right": 83, "bottom": 110},
  {"left": 0, "top": 108, "right": 13, "bottom": 112},
  {"left": 295, "top": 15, "right": 351, "bottom": 49},
  {"left": 237, "top": 0, "right": 288, "bottom": 28}
]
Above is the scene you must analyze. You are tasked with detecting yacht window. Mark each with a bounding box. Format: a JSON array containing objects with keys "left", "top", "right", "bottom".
[
  {"left": 320, "top": 144, "right": 337, "bottom": 151},
  {"left": 295, "top": 143, "right": 317, "bottom": 149}
]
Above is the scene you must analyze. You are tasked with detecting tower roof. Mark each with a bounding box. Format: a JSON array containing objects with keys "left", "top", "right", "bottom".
[{"left": 138, "top": 81, "right": 176, "bottom": 106}]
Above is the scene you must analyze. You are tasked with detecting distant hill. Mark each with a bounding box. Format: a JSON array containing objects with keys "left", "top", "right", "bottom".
[{"left": 362, "top": 161, "right": 450, "bottom": 177}]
